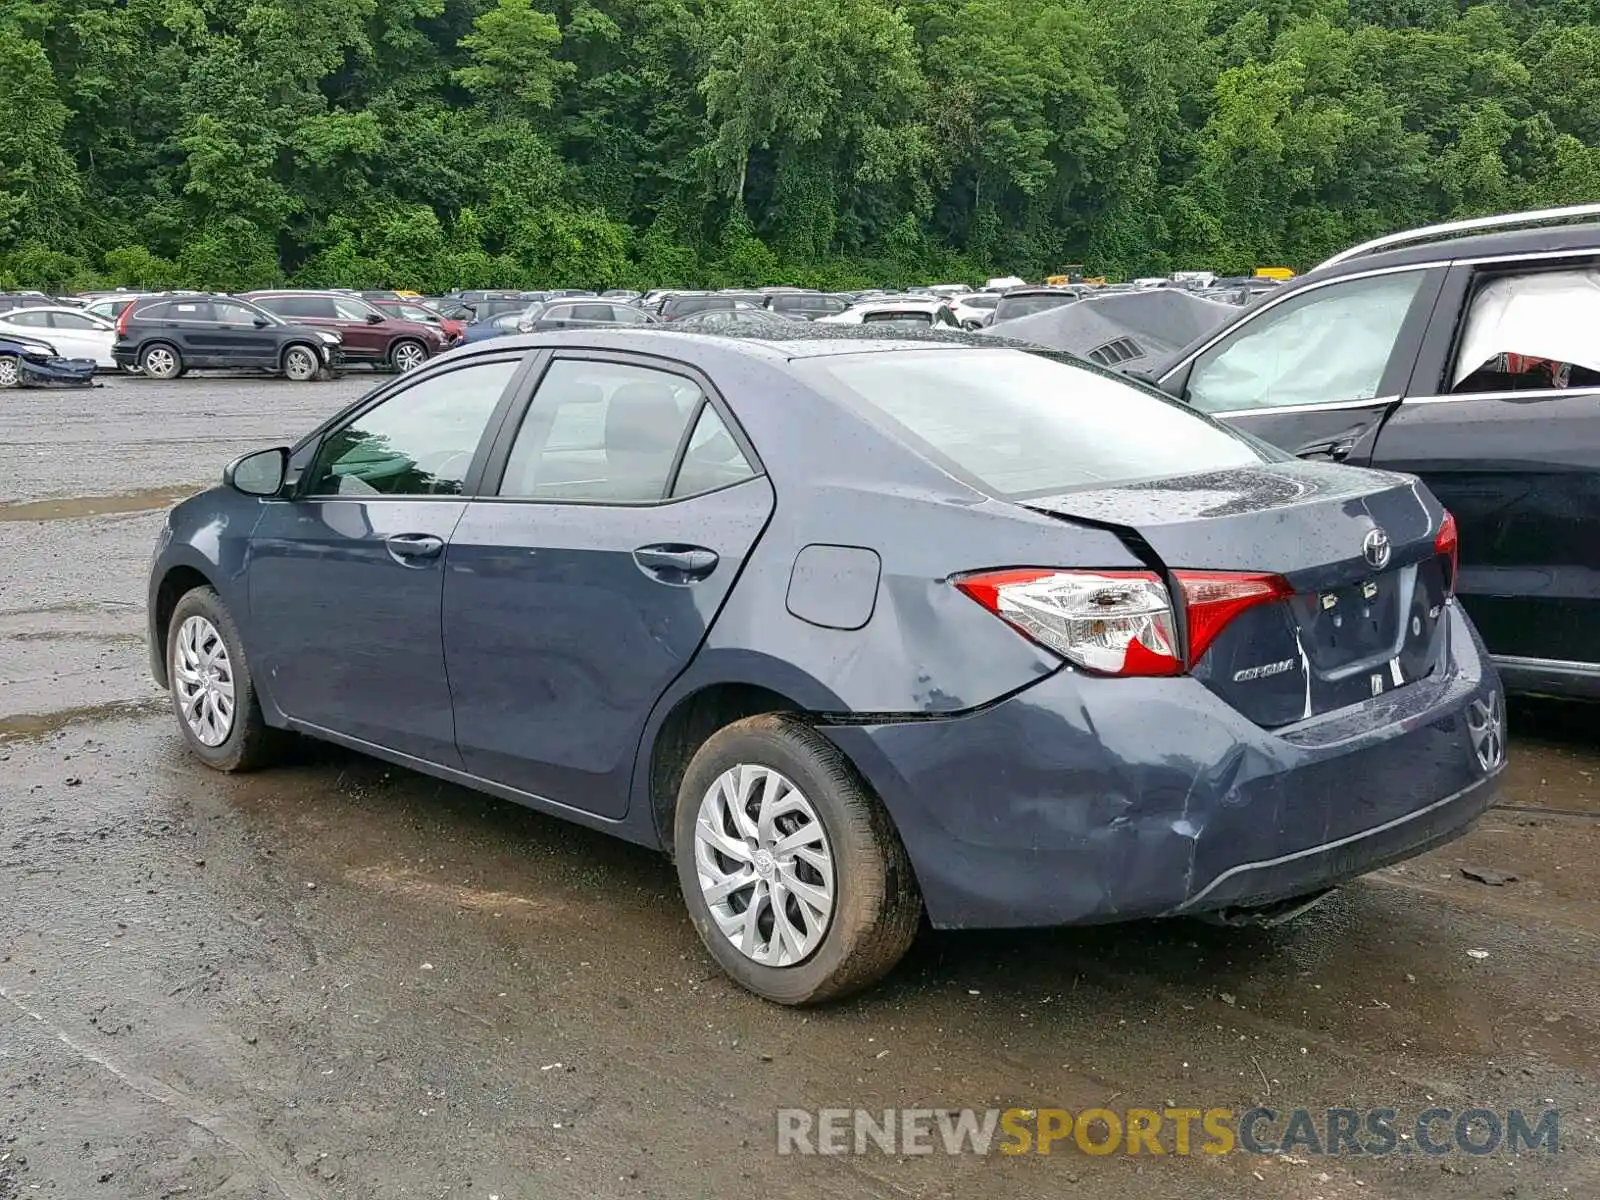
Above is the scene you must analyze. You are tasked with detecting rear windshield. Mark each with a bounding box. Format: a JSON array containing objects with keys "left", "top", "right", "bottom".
[{"left": 796, "top": 348, "right": 1271, "bottom": 497}]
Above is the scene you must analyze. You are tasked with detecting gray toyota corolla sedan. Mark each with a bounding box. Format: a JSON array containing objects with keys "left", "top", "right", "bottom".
[{"left": 147, "top": 328, "right": 1506, "bottom": 1004}]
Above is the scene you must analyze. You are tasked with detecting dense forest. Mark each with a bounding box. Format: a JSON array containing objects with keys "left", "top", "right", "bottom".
[{"left": 4, "top": 0, "right": 1600, "bottom": 291}]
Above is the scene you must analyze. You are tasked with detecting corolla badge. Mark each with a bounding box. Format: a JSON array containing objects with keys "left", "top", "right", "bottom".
[
  {"left": 1362, "top": 527, "right": 1392, "bottom": 570},
  {"left": 1466, "top": 690, "right": 1506, "bottom": 773}
]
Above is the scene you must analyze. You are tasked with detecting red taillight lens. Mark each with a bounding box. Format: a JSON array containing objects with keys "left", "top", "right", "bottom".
[
  {"left": 955, "top": 569, "right": 1182, "bottom": 676},
  {"left": 115, "top": 306, "right": 130, "bottom": 337},
  {"left": 1435, "top": 510, "right": 1459, "bottom": 596},
  {"left": 1172, "top": 570, "right": 1291, "bottom": 667}
]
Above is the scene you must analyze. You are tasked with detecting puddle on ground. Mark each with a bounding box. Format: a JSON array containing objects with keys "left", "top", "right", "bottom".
[
  {"left": 0, "top": 696, "right": 168, "bottom": 744},
  {"left": 0, "top": 486, "right": 201, "bottom": 522}
]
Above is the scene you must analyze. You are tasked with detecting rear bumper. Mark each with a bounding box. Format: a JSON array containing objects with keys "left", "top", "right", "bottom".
[{"left": 824, "top": 602, "right": 1504, "bottom": 929}]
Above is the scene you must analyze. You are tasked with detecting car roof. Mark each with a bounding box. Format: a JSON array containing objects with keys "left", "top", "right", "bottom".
[
  {"left": 1309, "top": 220, "right": 1600, "bottom": 279},
  {"left": 459, "top": 324, "right": 1024, "bottom": 364}
]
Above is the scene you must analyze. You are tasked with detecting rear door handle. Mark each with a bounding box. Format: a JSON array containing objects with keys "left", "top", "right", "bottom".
[
  {"left": 385, "top": 533, "right": 444, "bottom": 562},
  {"left": 633, "top": 544, "right": 719, "bottom": 582}
]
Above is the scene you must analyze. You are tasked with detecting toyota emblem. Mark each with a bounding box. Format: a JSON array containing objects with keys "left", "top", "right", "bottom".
[{"left": 1362, "top": 527, "right": 1392, "bottom": 570}]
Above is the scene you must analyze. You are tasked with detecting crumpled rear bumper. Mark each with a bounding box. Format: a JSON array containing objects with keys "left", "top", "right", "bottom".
[{"left": 823, "top": 602, "right": 1504, "bottom": 929}]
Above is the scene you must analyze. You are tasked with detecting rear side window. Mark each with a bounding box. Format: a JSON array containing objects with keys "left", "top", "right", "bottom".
[
  {"left": 798, "top": 348, "right": 1270, "bottom": 498},
  {"left": 862, "top": 310, "right": 931, "bottom": 326},
  {"left": 1452, "top": 267, "right": 1600, "bottom": 392},
  {"left": 498, "top": 359, "right": 713, "bottom": 503}
]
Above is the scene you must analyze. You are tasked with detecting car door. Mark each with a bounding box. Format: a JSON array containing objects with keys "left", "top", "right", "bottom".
[
  {"left": 1159, "top": 266, "right": 1444, "bottom": 462},
  {"left": 206, "top": 300, "right": 278, "bottom": 366},
  {"left": 46, "top": 309, "right": 113, "bottom": 363},
  {"left": 330, "top": 295, "right": 387, "bottom": 360},
  {"left": 246, "top": 354, "right": 530, "bottom": 762},
  {"left": 0, "top": 308, "right": 54, "bottom": 346},
  {"left": 1370, "top": 254, "right": 1600, "bottom": 686},
  {"left": 442, "top": 352, "right": 775, "bottom": 816}
]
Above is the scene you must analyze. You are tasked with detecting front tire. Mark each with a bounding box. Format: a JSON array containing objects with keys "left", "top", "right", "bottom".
[
  {"left": 281, "top": 343, "right": 319, "bottom": 382},
  {"left": 166, "top": 587, "right": 282, "bottom": 772},
  {"left": 674, "top": 714, "right": 922, "bottom": 1005},
  {"left": 141, "top": 342, "right": 182, "bottom": 380},
  {"left": 0, "top": 355, "right": 18, "bottom": 388},
  {"left": 390, "top": 339, "right": 428, "bottom": 374}
]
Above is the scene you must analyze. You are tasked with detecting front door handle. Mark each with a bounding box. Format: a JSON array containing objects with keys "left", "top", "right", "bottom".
[
  {"left": 633, "top": 544, "right": 719, "bottom": 582},
  {"left": 385, "top": 533, "right": 444, "bottom": 562},
  {"left": 1299, "top": 439, "right": 1355, "bottom": 462}
]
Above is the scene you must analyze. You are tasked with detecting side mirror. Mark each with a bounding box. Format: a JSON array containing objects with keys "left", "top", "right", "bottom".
[
  {"left": 225, "top": 447, "right": 289, "bottom": 497},
  {"left": 365, "top": 312, "right": 384, "bottom": 324},
  {"left": 252, "top": 317, "right": 269, "bottom": 328}
]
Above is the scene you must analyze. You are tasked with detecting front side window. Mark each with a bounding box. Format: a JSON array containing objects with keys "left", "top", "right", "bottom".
[
  {"left": 306, "top": 358, "right": 520, "bottom": 497},
  {"left": 1185, "top": 270, "right": 1426, "bottom": 413},
  {"left": 1452, "top": 267, "right": 1600, "bottom": 393},
  {"left": 608, "top": 305, "right": 651, "bottom": 324},
  {"left": 799, "top": 347, "right": 1270, "bottom": 498},
  {"left": 498, "top": 359, "right": 705, "bottom": 502},
  {"left": 332, "top": 296, "right": 379, "bottom": 322}
]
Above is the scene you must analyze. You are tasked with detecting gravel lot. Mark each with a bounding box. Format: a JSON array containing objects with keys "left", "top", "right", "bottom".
[{"left": 1, "top": 371, "right": 1596, "bottom": 1199}]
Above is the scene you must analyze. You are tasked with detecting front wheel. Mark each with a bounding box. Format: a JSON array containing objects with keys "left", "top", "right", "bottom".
[
  {"left": 166, "top": 587, "right": 282, "bottom": 772},
  {"left": 0, "top": 355, "right": 18, "bottom": 388},
  {"left": 390, "top": 339, "right": 428, "bottom": 374},
  {"left": 674, "top": 714, "right": 922, "bottom": 1005},
  {"left": 281, "top": 344, "right": 320, "bottom": 382}
]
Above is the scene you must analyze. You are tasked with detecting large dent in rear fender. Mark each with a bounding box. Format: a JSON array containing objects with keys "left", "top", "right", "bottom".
[{"left": 702, "top": 481, "right": 1145, "bottom": 714}]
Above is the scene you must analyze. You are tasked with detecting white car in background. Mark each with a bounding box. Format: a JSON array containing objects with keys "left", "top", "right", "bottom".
[
  {"left": 948, "top": 292, "right": 1001, "bottom": 329},
  {"left": 814, "top": 297, "right": 962, "bottom": 331},
  {"left": 0, "top": 306, "right": 118, "bottom": 369}
]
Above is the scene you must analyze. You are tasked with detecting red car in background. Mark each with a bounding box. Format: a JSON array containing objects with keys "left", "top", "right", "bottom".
[
  {"left": 240, "top": 290, "right": 448, "bottom": 372},
  {"left": 364, "top": 296, "right": 466, "bottom": 344}
]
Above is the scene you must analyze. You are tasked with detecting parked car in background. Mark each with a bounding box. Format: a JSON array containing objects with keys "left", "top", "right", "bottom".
[
  {"left": 113, "top": 294, "right": 342, "bottom": 381},
  {"left": 0, "top": 306, "right": 118, "bottom": 369},
  {"left": 0, "top": 332, "right": 97, "bottom": 387},
  {"left": 365, "top": 297, "right": 466, "bottom": 343},
  {"left": 764, "top": 291, "right": 850, "bottom": 321},
  {"left": 815, "top": 298, "right": 961, "bottom": 330},
  {"left": 602, "top": 289, "right": 642, "bottom": 302},
  {"left": 0, "top": 291, "right": 54, "bottom": 313},
  {"left": 82, "top": 293, "right": 155, "bottom": 322},
  {"left": 948, "top": 292, "right": 1001, "bottom": 329},
  {"left": 1153, "top": 204, "right": 1600, "bottom": 698},
  {"left": 990, "top": 286, "right": 1085, "bottom": 325},
  {"left": 667, "top": 307, "right": 797, "bottom": 331},
  {"left": 243, "top": 290, "right": 446, "bottom": 373},
  {"left": 461, "top": 312, "right": 528, "bottom": 343},
  {"left": 516, "top": 299, "right": 658, "bottom": 333},
  {"left": 148, "top": 327, "right": 1503, "bottom": 1005},
  {"left": 653, "top": 293, "right": 747, "bottom": 322}
]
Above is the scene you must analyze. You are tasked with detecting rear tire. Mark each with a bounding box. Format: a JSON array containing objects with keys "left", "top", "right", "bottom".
[
  {"left": 141, "top": 342, "right": 182, "bottom": 380},
  {"left": 674, "top": 714, "right": 922, "bottom": 1005},
  {"left": 166, "top": 587, "right": 282, "bottom": 772}
]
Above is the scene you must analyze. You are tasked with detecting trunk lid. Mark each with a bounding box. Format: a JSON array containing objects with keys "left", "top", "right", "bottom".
[{"left": 1023, "top": 461, "right": 1453, "bottom": 726}]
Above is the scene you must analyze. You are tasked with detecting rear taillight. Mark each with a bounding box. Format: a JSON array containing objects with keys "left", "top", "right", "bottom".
[
  {"left": 1435, "top": 510, "right": 1459, "bottom": 596},
  {"left": 956, "top": 567, "right": 1292, "bottom": 676},
  {"left": 955, "top": 570, "right": 1182, "bottom": 676},
  {"left": 1172, "top": 570, "right": 1291, "bottom": 666},
  {"left": 115, "top": 306, "right": 130, "bottom": 337}
]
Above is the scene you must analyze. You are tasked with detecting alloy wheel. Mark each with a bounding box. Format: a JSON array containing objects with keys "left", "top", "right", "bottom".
[
  {"left": 0, "top": 356, "right": 17, "bottom": 388},
  {"left": 693, "top": 764, "right": 835, "bottom": 966},
  {"left": 143, "top": 346, "right": 177, "bottom": 378},
  {"left": 283, "top": 347, "right": 318, "bottom": 382},
  {"left": 173, "top": 615, "right": 236, "bottom": 747},
  {"left": 1466, "top": 690, "right": 1506, "bottom": 773},
  {"left": 392, "top": 342, "right": 426, "bottom": 373}
]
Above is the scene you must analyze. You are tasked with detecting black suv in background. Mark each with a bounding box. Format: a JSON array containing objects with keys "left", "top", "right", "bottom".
[
  {"left": 113, "top": 294, "right": 342, "bottom": 381},
  {"left": 1151, "top": 204, "right": 1600, "bottom": 698}
]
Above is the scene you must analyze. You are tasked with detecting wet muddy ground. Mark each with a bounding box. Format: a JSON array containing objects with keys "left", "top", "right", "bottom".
[{"left": 1, "top": 373, "right": 1596, "bottom": 1199}]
